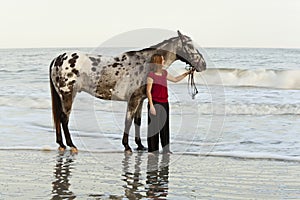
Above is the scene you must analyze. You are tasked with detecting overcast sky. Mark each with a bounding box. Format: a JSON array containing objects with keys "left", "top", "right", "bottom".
[{"left": 1, "top": 0, "right": 300, "bottom": 48}]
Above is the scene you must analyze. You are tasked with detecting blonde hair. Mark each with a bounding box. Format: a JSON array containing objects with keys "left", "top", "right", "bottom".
[{"left": 150, "top": 54, "right": 164, "bottom": 71}]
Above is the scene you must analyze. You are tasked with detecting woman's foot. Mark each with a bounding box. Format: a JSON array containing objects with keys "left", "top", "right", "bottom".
[
  {"left": 162, "top": 149, "right": 172, "bottom": 154},
  {"left": 148, "top": 150, "right": 159, "bottom": 156}
]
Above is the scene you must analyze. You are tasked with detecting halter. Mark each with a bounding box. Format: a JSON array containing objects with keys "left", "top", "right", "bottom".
[{"left": 178, "top": 35, "right": 199, "bottom": 99}]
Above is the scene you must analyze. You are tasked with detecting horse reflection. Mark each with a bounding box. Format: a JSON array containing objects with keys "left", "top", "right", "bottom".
[
  {"left": 122, "top": 152, "right": 144, "bottom": 199},
  {"left": 122, "top": 153, "right": 170, "bottom": 199},
  {"left": 52, "top": 153, "right": 76, "bottom": 199}
]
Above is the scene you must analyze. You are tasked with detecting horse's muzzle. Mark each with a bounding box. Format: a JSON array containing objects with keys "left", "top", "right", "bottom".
[{"left": 194, "top": 59, "right": 206, "bottom": 72}]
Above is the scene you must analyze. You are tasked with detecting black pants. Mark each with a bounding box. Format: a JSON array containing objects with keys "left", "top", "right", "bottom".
[{"left": 147, "top": 101, "right": 170, "bottom": 153}]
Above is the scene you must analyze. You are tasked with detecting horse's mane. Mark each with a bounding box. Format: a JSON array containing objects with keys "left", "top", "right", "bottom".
[
  {"left": 148, "top": 36, "right": 179, "bottom": 49},
  {"left": 125, "top": 36, "right": 179, "bottom": 55}
]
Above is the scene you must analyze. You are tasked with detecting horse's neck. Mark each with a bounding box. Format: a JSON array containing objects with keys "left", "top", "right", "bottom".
[
  {"left": 140, "top": 42, "right": 178, "bottom": 67},
  {"left": 163, "top": 50, "right": 177, "bottom": 67}
]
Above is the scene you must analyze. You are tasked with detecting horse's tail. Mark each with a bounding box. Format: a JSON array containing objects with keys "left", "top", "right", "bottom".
[{"left": 49, "top": 59, "right": 62, "bottom": 131}]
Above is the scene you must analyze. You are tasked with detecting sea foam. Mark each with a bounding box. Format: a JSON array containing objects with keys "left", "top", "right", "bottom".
[{"left": 197, "top": 68, "right": 300, "bottom": 89}]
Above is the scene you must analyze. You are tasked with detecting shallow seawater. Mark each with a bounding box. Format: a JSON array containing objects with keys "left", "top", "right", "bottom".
[{"left": 0, "top": 150, "right": 299, "bottom": 200}]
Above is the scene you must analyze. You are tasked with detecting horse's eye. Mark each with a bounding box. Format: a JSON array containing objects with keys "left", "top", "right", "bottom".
[{"left": 187, "top": 44, "right": 194, "bottom": 50}]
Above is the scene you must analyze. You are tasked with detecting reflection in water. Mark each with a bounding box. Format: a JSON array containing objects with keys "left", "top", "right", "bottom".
[
  {"left": 51, "top": 153, "right": 76, "bottom": 200},
  {"left": 146, "top": 154, "right": 169, "bottom": 199},
  {"left": 122, "top": 153, "right": 170, "bottom": 199},
  {"left": 122, "top": 152, "right": 144, "bottom": 199}
]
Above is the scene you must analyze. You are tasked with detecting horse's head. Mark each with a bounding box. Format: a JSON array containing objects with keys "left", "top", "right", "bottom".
[{"left": 176, "top": 31, "right": 206, "bottom": 72}]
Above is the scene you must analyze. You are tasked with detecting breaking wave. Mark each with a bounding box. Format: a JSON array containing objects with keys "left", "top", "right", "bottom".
[
  {"left": 0, "top": 147, "right": 298, "bottom": 162},
  {"left": 1, "top": 96, "right": 300, "bottom": 116},
  {"left": 194, "top": 68, "right": 300, "bottom": 89},
  {"left": 173, "top": 102, "right": 300, "bottom": 115}
]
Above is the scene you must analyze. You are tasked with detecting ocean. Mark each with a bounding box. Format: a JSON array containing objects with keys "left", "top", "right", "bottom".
[
  {"left": 0, "top": 47, "right": 299, "bottom": 199},
  {"left": 1, "top": 47, "right": 299, "bottom": 160}
]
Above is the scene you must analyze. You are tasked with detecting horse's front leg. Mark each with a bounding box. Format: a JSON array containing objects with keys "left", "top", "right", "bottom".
[
  {"left": 123, "top": 110, "right": 134, "bottom": 153},
  {"left": 134, "top": 100, "right": 147, "bottom": 151},
  {"left": 123, "top": 95, "right": 147, "bottom": 152}
]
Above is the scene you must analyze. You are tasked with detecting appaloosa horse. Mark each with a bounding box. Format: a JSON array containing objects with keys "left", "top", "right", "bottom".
[{"left": 49, "top": 31, "right": 206, "bottom": 153}]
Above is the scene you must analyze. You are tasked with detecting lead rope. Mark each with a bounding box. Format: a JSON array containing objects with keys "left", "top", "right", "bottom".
[{"left": 186, "top": 66, "right": 198, "bottom": 99}]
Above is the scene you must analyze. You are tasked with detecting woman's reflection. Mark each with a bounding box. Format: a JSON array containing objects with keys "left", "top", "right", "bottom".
[
  {"left": 146, "top": 154, "right": 170, "bottom": 199},
  {"left": 122, "top": 153, "right": 170, "bottom": 199},
  {"left": 52, "top": 153, "right": 76, "bottom": 199}
]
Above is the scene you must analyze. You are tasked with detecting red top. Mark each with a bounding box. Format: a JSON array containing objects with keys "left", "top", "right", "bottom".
[{"left": 148, "top": 70, "right": 168, "bottom": 103}]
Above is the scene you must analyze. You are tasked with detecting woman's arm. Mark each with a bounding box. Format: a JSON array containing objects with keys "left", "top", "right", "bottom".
[
  {"left": 146, "top": 77, "right": 156, "bottom": 115},
  {"left": 167, "top": 69, "right": 193, "bottom": 83}
]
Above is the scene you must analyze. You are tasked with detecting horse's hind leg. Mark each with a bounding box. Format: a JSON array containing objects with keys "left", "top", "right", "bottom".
[
  {"left": 55, "top": 121, "right": 66, "bottom": 151},
  {"left": 50, "top": 73, "right": 66, "bottom": 151},
  {"left": 61, "top": 113, "right": 77, "bottom": 153},
  {"left": 61, "top": 92, "right": 78, "bottom": 153}
]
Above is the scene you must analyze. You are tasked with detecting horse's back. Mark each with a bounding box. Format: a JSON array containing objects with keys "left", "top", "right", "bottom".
[{"left": 50, "top": 51, "right": 147, "bottom": 101}]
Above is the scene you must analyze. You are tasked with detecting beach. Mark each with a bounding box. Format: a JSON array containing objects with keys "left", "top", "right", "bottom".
[{"left": 0, "top": 149, "right": 299, "bottom": 199}]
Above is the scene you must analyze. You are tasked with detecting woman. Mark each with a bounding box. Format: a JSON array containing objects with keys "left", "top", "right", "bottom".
[{"left": 147, "top": 54, "right": 193, "bottom": 153}]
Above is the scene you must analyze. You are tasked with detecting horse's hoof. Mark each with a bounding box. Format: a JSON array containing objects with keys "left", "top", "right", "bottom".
[
  {"left": 71, "top": 147, "right": 78, "bottom": 154},
  {"left": 124, "top": 147, "right": 132, "bottom": 154},
  {"left": 136, "top": 145, "right": 147, "bottom": 151},
  {"left": 58, "top": 147, "right": 66, "bottom": 152}
]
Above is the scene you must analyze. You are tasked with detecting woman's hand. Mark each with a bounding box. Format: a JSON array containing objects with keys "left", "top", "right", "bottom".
[
  {"left": 187, "top": 69, "right": 195, "bottom": 75},
  {"left": 150, "top": 105, "right": 156, "bottom": 115}
]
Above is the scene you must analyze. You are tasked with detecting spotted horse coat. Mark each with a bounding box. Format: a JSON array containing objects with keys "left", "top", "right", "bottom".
[{"left": 49, "top": 31, "right": 207, "bottom": 153}]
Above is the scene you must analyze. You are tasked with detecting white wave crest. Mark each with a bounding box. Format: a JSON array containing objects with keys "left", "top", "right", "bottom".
[
  {"left": 221, "top": 103, "right": 300, "bottom": 115},
  {"left": 172, "top": 103, "right": 300, "bottom": 115},
  {"left": 196, "top": 68, "right": 300, "bottom": 89},
  {"left": 178, "top": 151, "right": 300, "bottom": 162}
]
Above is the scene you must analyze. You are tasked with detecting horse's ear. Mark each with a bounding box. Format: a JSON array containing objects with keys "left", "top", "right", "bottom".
[{"left": 177, "top": 30, "right": 182, "bottom": 37}]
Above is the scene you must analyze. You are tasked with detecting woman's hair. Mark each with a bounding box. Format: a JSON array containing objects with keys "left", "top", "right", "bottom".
[
  {"left": 150, "top": 54, "right": 164, "bottom": 71},
  {"left": 150, "top": 54, "right": 163, "bottom": 65}
]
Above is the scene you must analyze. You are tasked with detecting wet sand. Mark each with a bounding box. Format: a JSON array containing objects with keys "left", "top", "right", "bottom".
[{"left": 0, "top": 149, "right": 299, "bottom": 199}]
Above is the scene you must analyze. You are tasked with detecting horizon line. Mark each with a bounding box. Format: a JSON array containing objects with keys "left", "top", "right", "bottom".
[{"left": 1, "top": 46, "right": 300, "bottom": 50}]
